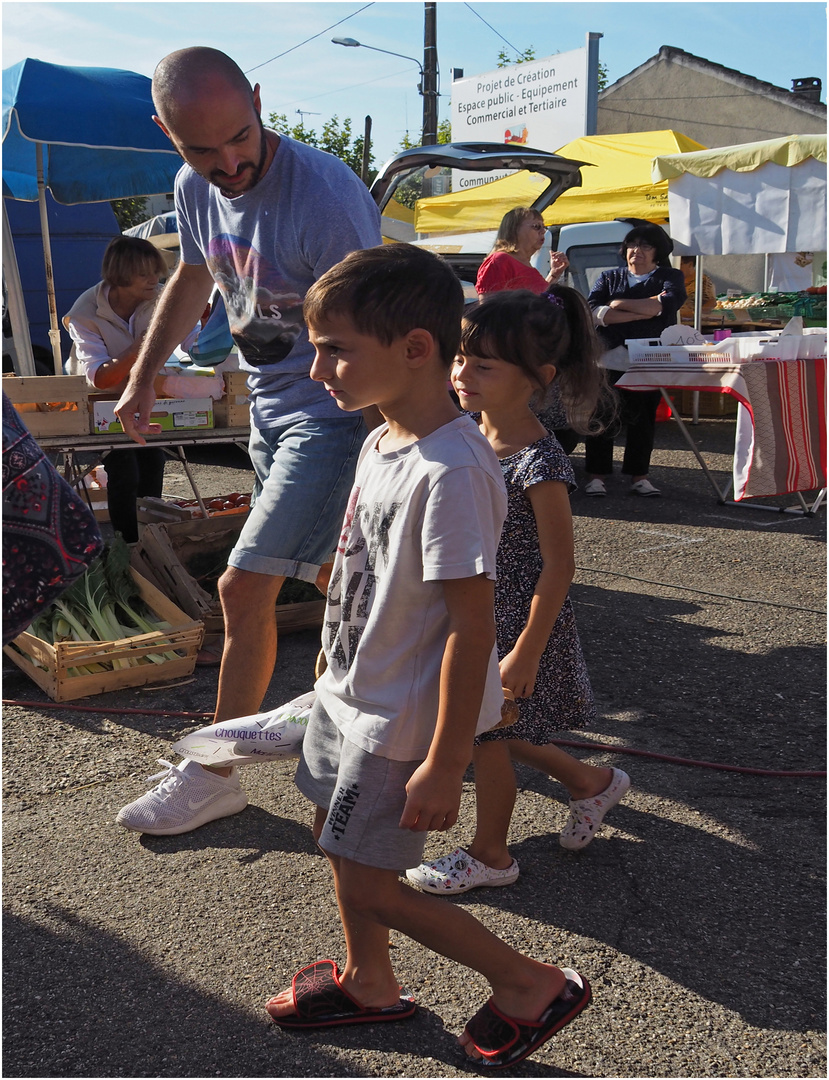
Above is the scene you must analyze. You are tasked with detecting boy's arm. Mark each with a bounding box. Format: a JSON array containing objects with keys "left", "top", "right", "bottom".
[{"left": 400, "top": 573, "right": 496, "bottom": 833}]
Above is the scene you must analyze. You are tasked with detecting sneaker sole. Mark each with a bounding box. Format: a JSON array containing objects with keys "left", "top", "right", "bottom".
[{"left": 116, "top": 793, "right": 249, "bottom": 836}]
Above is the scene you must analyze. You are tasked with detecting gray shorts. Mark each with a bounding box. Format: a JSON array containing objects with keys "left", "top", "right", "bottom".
[{"left": 295, "top": 699, "right": 427, "bottom": 871}]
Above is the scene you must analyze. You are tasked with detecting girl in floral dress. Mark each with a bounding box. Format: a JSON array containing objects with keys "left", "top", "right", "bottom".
[{"left": 408, "top": 287, "right": 631, "bottom": 893}]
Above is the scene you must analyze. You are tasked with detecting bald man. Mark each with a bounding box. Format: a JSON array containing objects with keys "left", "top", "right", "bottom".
[{"left": 115, "top": 48, "right": 381, "bottom": 836}]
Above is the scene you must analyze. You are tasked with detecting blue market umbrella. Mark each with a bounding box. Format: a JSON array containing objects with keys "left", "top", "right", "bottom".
[{"left": 2, "top": 58, "right": 181, "bottom": 372}]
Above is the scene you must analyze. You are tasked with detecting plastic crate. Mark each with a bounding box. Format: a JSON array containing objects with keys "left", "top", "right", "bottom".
[{"left": 627, "top": 338, "right": 739, "bottom": 365}]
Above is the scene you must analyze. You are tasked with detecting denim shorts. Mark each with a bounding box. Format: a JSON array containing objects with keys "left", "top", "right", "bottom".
[
  {"left": 295, "top": 698, "right": 427, "bottom": 871},
  {"left": 228, "top": 413, "right": 365, "bottom": 581}
]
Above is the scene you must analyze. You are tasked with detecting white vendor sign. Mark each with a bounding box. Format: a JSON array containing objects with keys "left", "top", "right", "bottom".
[{"left": 451, "top": 48, "right": 588, "bottom": 191}]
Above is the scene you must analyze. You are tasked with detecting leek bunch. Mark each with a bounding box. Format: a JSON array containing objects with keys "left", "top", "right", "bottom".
[{"left": 24, "top": 537, "right": 178, "bottom": 675}]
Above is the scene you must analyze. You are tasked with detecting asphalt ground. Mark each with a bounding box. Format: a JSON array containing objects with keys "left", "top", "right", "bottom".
[{"left": 3, "top": 414, "right": 826, "bottom": 1079}]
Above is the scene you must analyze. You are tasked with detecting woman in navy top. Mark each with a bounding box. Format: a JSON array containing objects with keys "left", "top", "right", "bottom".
[{"left": 583, "top": 224, "right": 686, "bottom": 497}]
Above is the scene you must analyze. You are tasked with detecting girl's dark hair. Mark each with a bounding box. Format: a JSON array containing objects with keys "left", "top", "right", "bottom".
[
  {"left": 619, "top": 223, "right": 674, "bottom": 267},
  {"left": 101, "top": 236, "right": 167, "bottom": 287},
  {"left": 459, "top": 287, "right": 613, "bottom": 435}
]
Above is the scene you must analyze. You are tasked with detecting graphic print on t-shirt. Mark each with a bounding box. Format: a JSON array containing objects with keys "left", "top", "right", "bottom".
[
  {"left": 206, "top": 234, "right": 305, "bottom": 367},
  {"left": 325, "top": 486, "right": 401, "bottom": 675}
]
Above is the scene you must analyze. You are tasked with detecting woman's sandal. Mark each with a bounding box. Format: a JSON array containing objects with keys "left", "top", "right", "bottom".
[
  {"left": 462, "top": 968, "right": 591, "bottom": 1070},
  {"left": 266, "top": 959, "right": 416, "bottom": 1029}
]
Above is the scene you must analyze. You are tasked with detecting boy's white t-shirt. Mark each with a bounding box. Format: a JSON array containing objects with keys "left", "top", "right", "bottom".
[{"left": 315, "top": 414, "right": 508, "bottom": 762}]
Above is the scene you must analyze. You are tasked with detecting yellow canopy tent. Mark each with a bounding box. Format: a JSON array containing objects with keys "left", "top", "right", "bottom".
[{"left": 414, "top": 130, "right": 706, "bottom": 235}]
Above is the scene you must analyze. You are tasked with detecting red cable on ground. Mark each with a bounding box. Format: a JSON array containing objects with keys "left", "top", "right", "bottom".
[{"left": 3, "top": 698, "right": 825, "bottom": 779}]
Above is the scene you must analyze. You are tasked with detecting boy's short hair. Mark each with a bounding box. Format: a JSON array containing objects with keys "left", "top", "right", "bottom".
[
  {"left": 304, "top": 243, "right": 464, "bottom": 366},
  {"left": 101, "top": 236, "right": 167, "bottom": 287}
]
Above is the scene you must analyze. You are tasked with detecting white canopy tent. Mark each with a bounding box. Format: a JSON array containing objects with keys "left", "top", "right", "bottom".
[{"left": 652, "top": 134, "right": 826, "bottom": 257}]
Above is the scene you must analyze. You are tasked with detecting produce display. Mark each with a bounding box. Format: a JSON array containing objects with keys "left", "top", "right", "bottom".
[
  {"left": 172, "top": 491, "right": 251, "bottom": 517},
  {"left": 20, "top": 537, "right": 180, "bottom": 675}
]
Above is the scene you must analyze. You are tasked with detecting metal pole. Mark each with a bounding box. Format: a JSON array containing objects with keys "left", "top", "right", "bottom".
[
  {"left": 2, "top": 199, "right": 36, "bottom": 376},
  {"left": 35, "top": 143, "right": 63, "bottom": 375},
  {"left": 422, "top": 2, "right": 438, "bottom": 145},
  {"left": 361, "top": 116, "right": 372, "bottom": 186},
  {"left": 585, "top": 32, "right": 603, "bottom": 136}
]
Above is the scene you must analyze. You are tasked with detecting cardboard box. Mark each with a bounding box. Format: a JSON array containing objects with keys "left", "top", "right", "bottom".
[
  {"left": 677, "top": 390, "right": 738, "bottom": 418},
  {"left": 3, "top": 374, "right": 90, "bottom": 437},
  {"left": 131, "top": 518, "right": 325, "bottom": 638},
  {"left": 213, "top": 371, "right": 250, "bottom": 428},
  {"left": 3, "top": 570, "right": 203, "bottom": 701},
  {"left": 91, "top": 396, "right": 213, "bottom": 434}
]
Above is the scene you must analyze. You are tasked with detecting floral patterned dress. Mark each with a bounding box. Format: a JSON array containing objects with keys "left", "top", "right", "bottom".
[{"left": 478, "top": 430, "right": 595, "bottom": 743}]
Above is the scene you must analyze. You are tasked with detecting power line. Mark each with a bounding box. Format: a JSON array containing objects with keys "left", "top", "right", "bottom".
[
  {"left": 462, "top": 1, "right": 524, "bottom": 59},
  {"left": 244, "top": 2, "right": 375, "bottom": 75}
]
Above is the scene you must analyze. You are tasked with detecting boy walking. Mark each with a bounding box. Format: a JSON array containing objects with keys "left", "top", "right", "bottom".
[{"left": 265, "top": 244, "right": 591, "bottom": 1069}]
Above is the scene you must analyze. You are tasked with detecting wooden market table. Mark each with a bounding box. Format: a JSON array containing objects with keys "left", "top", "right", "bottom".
[
  {"left": 618, "top": 358, "right": 827, "bottom": 514},
  {"left": 36, "top": 426, "right": 252, "bottom": 517}
]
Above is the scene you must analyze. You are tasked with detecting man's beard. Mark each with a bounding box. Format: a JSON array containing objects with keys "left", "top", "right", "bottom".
[{"left": 203, "top": 117, "right": 269, "bottom": 196}]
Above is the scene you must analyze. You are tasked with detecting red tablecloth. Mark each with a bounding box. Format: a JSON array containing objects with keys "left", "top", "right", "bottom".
[{"left": 618, "top": 359, "right": 826, "bottom": 500}]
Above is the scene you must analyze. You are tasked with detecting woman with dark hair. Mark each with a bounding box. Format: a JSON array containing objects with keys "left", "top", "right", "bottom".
[
  {"left": 582, "top": 223, "right": 686, "bottom": 497},
  {"left": 64, "top": 236, "right": 200, "bottom": 541}
]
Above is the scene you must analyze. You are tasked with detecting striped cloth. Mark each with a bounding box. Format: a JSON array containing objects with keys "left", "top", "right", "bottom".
[{"left": 618, "top": 358, "right": 826, "bottom": 500}]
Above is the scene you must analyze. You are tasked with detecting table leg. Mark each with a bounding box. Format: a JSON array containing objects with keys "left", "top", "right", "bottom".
[
  {"left": 168, "top": 446, "right": 209, "bottom": 518},
  {"left": 664, "top": 390, "right": 731, "bottom": 502}
]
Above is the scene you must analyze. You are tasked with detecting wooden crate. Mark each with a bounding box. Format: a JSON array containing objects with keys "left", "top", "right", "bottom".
[
  {"left": 213, "top": 370, "right": 250, "bottom": 428},
  {"left": 2, "top": 374, "right": 90, "bottom": 437},
  {"left": 131, "top": 518, "right": 325, "bottom": 637},
  {"left": 137, "top": 495, "right": 250, "bottom": 525},
  {"left": 677, "top": 390, "right": 738, "bottom": 418},
  {"left": 2, "top": 570, "right": 204, "bottom": 701}
]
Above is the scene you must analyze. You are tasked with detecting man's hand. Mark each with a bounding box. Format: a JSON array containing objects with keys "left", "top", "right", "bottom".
[
  {"left": 400, "top": 760, "right": 463, "bottom": 832},
  {"left": 114, "top": 382, "right": 162, "bottom": 445}
]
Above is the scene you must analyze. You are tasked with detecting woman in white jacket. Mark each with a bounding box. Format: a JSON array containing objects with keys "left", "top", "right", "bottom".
[{"left": 64, "top": 237, "right": 197, "bottom": 541}]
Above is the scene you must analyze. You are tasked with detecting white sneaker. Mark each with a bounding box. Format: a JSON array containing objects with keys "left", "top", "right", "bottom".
[
  {"left": 584, "top": 478, "right": 607, "bottom": 497},
  {"left": 559, "top": 769, "right": 630, "bottom": 851},
  {"left": 116, "top": 758, "right": 248, "bottom": 836},
  {"left": 406, "top": 847, "right": 519, "bottom": 893}
]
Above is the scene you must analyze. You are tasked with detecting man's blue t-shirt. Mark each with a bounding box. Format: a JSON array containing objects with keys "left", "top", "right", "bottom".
[{"left": 175, "top": 133, "right": 382, "bottom": 427}]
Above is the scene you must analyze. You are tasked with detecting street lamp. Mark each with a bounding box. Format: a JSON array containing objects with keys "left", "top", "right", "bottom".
[
  {"left": 332, "top": 35, "right": 437, "bottom": 145},
  {"left": 332, "top": 37, "right": 425, "bottom": 84}
]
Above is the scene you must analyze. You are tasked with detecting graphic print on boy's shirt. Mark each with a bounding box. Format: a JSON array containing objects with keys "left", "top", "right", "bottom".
[
  {"left": 206, "top": 234, "right": 303, "bottom": 367},
  {"left": 325, "top": 486, "right": 402, "bottom": 676}
]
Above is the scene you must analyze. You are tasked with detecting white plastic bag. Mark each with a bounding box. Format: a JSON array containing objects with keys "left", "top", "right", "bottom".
[{"left": 172, "top": 691, "right": 314, "bottom": 766}]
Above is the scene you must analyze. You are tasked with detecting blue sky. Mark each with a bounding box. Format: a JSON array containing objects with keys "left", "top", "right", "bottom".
[{"left": 3, "top": 1, "right": 826, "bottom": 165}]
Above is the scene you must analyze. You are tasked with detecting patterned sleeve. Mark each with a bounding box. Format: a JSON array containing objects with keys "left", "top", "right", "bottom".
[{"left": 516, "top": 438, "right": 576, "bottom": 494}]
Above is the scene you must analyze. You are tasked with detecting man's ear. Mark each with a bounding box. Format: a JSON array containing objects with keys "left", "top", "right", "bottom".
[
  {"left": 252, "top": 83, "right": 262, "bottom": 116},
  {"left": 404, "top": 328, "right": 435, "bottom": 368},
  {"left": 152, "top": 115, "right": 172, "bottom": 139}
]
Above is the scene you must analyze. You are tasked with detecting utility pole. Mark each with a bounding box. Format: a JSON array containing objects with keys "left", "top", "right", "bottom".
[{"left": 422, "top": 2, "right": 438, "bottom": 145}]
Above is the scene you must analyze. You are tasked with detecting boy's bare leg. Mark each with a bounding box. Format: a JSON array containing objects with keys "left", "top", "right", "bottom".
[
  {"left": 269, "top": 852, "right": 565, "bottom": 1056},
  {"left": 509, "top": 741, "right": 612, "bottom": 801},
  {"left": 465, "top": 740, "right": 516, "bottom": 870}
]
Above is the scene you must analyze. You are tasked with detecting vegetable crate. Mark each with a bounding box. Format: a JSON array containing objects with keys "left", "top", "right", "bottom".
[
  {"left": 2, "top": 374, "right": 91, "bottom": 437},
  {"left": 213, "top": 371, "right": 250, "bottom": 428},
  {"left": 131, "top": 518, "right": 325, "bottom": 638},
  {"left": 3, "top": 570, "right": 204, "bottom": 702}
]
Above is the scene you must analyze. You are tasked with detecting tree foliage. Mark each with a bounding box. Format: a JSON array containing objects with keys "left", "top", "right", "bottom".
[
  {"left": 110, "top": 196, "right": 150, "bottom": 231},
  {"left": 268, "top": 112, "right": 374, "bottom": 180},
  {"left": 497, "top": 47, "right": 609, "bottom": 89}
]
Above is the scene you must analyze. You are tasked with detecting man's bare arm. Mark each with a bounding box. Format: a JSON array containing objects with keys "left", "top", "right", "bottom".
[{"left": 114, "top": 261, "right": 214, "bottom": 444}]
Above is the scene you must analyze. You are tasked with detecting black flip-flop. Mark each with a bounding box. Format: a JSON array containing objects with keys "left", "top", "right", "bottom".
[
  {"left": 266, "top": 959, "right": 416, "bottom": 1029},
  {"left": 462, "top": 968, "right": 591, "bottom": 1070}
]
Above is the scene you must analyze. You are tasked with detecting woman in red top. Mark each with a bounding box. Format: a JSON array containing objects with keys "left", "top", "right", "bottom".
[{"left": 476, "top": 207, "right": 568, "bottom": 297}]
